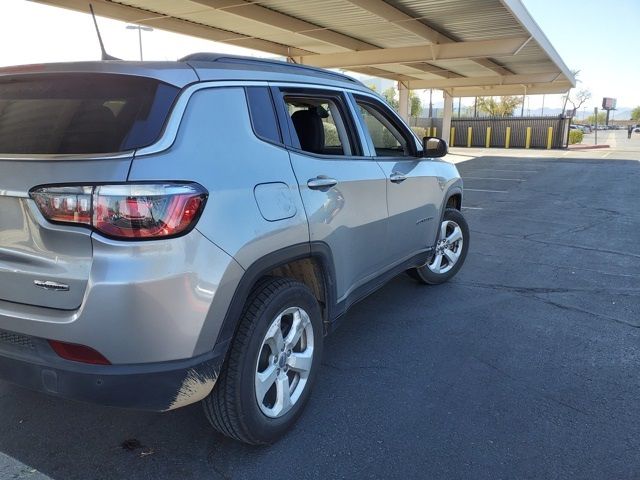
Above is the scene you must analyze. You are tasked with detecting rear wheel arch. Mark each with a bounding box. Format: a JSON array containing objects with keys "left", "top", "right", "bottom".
[
  {"left": 215, "top": 243, "right": 336, "bottom": 350},
  {"left": 446, "top": 192, "right": 462, "bottom": 210}
]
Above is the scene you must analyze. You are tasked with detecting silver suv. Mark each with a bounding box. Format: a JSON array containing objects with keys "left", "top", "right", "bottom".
[{"left": 0, "top": 54, "right": 468, "bottom": 444}]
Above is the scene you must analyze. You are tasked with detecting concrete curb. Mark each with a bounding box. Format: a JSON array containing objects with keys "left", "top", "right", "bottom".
[{"left": 568, "top": 144, "right": 610, "bottom": 150}]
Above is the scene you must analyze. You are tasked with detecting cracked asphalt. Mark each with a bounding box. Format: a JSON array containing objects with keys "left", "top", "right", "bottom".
[{"left": 1, "top": 145, "right": 639, "bottom": 479}]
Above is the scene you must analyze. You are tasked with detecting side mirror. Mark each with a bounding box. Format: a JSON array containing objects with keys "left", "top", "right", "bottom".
[{"left": 422, "top": 136, "right": 448, "bottom": 158}]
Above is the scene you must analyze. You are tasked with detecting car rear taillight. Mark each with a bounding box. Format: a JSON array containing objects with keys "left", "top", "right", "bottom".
[
  {"left": 30, "top": 183, "right": 207, "bottom": 240},
  {"left": 30, "top": 186, "right": 93, "bottom": 225}
]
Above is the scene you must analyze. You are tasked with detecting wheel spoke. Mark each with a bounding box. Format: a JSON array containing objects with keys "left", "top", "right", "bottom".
[
  {"left": 273, "top": 375, "right": 292, "bottom": 416},
  {"left": 284, "top": 309, "right": 309, "bottom": 348},
  {"left": 443, "top": 246, "right": 460, "bottom": 264},
  {"left": 264, "top": 320, "right": 284, "bottom": 355},
  {"left": 255, "top": 365, "right": 278, "bottom": 404},
  {"left": 446, "top": 226, "right": 462, "bottom": 244},
  {"left": 440, "top": 221, "right": 449, "bottom": 241},
  {"left": 287, "top": 350, "right": 313, "bottom": 375},
  {"left": 430, "top": 253, "right": 443, "bottom": 273}
]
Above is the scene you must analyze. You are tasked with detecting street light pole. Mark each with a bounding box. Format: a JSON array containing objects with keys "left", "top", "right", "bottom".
[{"left": 126, "top": 25, "right": 153, "bottom": 60}]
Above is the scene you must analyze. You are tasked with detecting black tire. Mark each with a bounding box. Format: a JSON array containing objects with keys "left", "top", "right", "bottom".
[
  {"left": 407, "top": 208, "right": 469, "bottom": 285},
  {"left": 203, "top": 277, "right": 323, "bottom": 445}
]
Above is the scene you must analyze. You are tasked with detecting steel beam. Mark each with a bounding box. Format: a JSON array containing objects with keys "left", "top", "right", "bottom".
[
  {"left": 444, "top": 82, "right": 573, "bottom": 97},
  {"left": 346, "top": 0, "right": 515, "bottom": 75},
  {"left": 294, "top": 37, "right": 529, "bottom": 68},
  {"left": 192, "top": 0, "right": 374, "bottom": 51},
  {"left": 406, "top": 72, "right": 560, "bottom": 90}
]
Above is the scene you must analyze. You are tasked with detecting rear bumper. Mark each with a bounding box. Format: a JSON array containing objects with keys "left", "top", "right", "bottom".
[
  {"left": 0, "top": 228, "right": 244, "bottom": 364},
  {"left": 0, "top": 332, "right": 228, "bottom": 411}
]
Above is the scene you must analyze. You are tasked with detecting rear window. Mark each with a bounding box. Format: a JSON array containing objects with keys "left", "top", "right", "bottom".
[{"left": 0, "top": 74, "right": 179, "bottom": 154}]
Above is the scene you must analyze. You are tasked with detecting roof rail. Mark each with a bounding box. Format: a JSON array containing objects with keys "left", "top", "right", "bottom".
[{"left": 179, "top": 52, "right": 363, "bottom": 86}]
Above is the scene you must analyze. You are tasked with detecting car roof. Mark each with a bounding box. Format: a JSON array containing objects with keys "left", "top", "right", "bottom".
[{"left": 0, "top": 53, "right": 371, "bottom": 94}]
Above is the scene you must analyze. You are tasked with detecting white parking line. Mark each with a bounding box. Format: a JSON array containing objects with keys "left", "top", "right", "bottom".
[
  {"left": 464, "top": 177, "right": 525, "bottom": 181},
  {"left": 462, "top": 206, "right": 483, "bottom": 210},
  {"left": 464, "top": 188, "right": 508, "bottom": 193}
]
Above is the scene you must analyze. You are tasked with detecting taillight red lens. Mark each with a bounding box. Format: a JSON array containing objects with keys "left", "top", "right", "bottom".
[
  {"left": 93, "top": 184, "right": 206, "bottom": 239},
  {"left": 30, "top": 183, "right": 207, "bottom": 240},
  {"left": 48, "top": 340, "right": 111, "bottom": 365}
]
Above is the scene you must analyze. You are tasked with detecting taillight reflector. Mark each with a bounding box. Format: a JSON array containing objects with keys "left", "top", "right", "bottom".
[{"left": 48, "top": 340, "right": 111, "bottom": 365}]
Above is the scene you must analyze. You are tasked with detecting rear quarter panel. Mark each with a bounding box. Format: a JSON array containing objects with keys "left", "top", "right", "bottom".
[{"left": 128, "top": 85, "right": 309, "bottom": 353}]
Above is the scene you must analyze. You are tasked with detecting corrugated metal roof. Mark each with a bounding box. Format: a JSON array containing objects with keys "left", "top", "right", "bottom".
[{"left": 32, "top": 0, "right": 575, "bottom": 95}]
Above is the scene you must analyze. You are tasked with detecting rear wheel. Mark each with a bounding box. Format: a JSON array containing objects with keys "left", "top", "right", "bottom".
[
  {"left": 203, "top": 277, "right": 323, "bottom": 445},
  {"left": 408, "top": 208, "right": 469, "bottom": 285}
]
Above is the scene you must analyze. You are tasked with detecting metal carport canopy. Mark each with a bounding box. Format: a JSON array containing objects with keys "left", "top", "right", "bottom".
[
  {"left": 32, "top": 0, "right": 575, "bottom": 94},
  {"left": 32, "top": 0, "right": 575, "bottom": 134}
]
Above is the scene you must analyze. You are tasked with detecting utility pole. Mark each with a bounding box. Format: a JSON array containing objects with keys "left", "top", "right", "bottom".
[{"left": 126, "top": 25, "right": 153, "bottom": 60}]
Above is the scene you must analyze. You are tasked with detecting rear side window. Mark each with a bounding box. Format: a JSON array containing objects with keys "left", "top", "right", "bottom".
[
  {"left": 0, "top": 74, "right": 179, "bottom": 154},
  {"left": 245, "top": 87, "right": 281, "bottom": 144},
  {"left": 282, "top": 93, "right": 358, "bottom": 156}
]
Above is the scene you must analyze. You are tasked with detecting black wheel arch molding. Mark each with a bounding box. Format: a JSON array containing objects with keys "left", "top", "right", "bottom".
[{"left": 213, "top": 242, "right": 337, "bottom": 349}]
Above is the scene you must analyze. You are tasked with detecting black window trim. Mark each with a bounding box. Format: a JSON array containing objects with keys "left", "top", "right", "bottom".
[
  {"left": 244, "top": 86, "right": 285, "bottom": 147},
  {"left": 352, "top": 93, "right": 420, "bottom": 159},
  {"left": 271, "top": 86, "right": 372, "bottom": 161}
]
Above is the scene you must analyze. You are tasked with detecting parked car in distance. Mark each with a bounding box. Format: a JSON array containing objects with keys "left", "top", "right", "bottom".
[
  {"left": 0, "top": 54, "right": 468, "bottom": 445},
  {"left": 570, "top": 124, "right": 590, "bottom": 134}
]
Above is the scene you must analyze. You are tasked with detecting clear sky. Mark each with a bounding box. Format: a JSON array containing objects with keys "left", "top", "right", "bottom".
[
  {"left": 522, "top": 0, "right": 640, "bottom": 112},
  {"left": 1, "top": 0, "right": 638, "bottom": 116}
]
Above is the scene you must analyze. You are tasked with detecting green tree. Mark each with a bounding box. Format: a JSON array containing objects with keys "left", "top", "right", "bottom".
[
  {"left": 476, "top": 96, "right": 523, "bottom": 116},
  {"left": 380, "top": 87, "right": 422, "bottom": 116},
  {"left": 367, "top": 84, "right": 378, "bottom": 93},
  {"left": 410, "top": 91, "right": 422, "bottom": 117},
  {"left": 586, "top": 112, "right": 607, "bottom": 125},
  {"left": 631, "top": 106, "right": 640, "bottom": 121},
  {"left": 383, "top": 87, "right": 398, "bottom": 110}
]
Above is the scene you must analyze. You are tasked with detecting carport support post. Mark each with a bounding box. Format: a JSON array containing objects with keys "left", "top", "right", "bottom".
[
  {"left": 398, "top": 81, "right": 409, "bottom": 123},
  {"left": 442, "top": 91, "right": 453, "bottom": 144}
]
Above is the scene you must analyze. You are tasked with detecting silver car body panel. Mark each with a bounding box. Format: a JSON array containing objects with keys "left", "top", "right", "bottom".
[
  {"left": 287, "top": 149, "right": 388, "bottom": 301},
  {"left": 0, "top": 227, "right": 240, "bottom": 363}
]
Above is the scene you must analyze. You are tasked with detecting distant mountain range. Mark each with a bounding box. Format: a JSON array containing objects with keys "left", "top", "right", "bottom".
[{"left": 418, "top": 105, "right": 634, "bottom": 120}]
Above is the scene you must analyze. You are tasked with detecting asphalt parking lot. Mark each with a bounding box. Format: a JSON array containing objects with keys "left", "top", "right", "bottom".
[{"left": 1, "top": 143, "right": 639, "bottom": 479}]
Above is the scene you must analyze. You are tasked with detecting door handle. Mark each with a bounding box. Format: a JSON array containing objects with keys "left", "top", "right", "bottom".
[
  {"left": 390, "top": 172, "right": 407, "bottom": 183},
  {"left": 307, "top": 176, "right": 338, "bottom": 190}
]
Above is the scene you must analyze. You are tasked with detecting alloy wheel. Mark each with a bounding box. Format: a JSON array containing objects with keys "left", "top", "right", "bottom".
[
  {"left": 254, "top": 306, "right": 315, "bottom": 418},
  {"left": 428, "top": 219, "right": 464, "bottom": 275}
]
